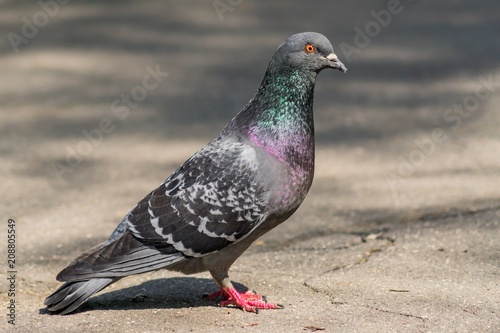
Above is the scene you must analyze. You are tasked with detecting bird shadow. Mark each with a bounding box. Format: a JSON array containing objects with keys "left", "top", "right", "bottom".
[{"left": 39, "top": 277, "right": 250, "bottom": 315}]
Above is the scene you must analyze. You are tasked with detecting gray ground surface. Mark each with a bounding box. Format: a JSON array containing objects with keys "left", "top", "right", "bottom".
[{"left": 1, "top": 1, "right": 499, "bottom": 332}]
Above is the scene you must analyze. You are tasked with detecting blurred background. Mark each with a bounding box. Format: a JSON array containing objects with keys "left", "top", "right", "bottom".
[
  {"left": 1, "top": 1, "right": 499, "bottom": 329},
  {"left": 2, "top": 0, "right": 499, "bottom": 220}
]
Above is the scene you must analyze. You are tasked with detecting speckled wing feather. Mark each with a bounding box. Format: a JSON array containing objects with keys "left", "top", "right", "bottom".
[{"left": 126, "top": 137, "right": 269, "bottom": 257}]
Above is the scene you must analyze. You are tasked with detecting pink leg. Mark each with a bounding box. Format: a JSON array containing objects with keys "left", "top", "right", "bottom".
[
  {"left": 207, "top": 286, "right": 283, "bottom": 312},
  {"left": 206, "top": 288, "right": 229, "bottom": 300},
  {"left": 206, "top": 288, "right": 261, "bottom": 301}
]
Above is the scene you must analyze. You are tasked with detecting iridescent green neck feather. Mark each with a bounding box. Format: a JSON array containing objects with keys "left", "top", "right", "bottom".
[{"left": 224, "top": 67, "right": 317, "bottom": 171}]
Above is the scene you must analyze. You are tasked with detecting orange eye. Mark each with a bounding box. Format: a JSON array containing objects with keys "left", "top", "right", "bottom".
[{"left": 305, "top": 44, "right": 315, "bottom": 53}]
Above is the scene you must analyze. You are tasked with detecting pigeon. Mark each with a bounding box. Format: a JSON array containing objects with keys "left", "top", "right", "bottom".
[{"left": 44, "top": 32, "right": 347, "bottom": 315}]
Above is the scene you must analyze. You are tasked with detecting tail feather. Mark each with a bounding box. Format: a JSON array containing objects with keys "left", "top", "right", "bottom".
[
  {"left": 44, "top": 278, "right": 117, "bottom": 315},
  {"left": 45, "top": 232, "right": 185, "bottom": 314},
  {"left": 57, "top": 232, "right": 183, "bottom": 282}
]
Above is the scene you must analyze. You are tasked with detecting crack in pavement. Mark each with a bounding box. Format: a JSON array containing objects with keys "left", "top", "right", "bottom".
[
  {"left": 302, "top": 235, "right": 395, "bottom": 304},
  {"left": 299, "top": 203, "right": 499, "bottom": 327},
  {"left": 364, "top": 305, "right": 429, "bottom": 323}
]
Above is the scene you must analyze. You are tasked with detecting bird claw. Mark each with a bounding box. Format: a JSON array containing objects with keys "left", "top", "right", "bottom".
[{"left": 207, "top": 287, "right": 283, "bottom": 312}]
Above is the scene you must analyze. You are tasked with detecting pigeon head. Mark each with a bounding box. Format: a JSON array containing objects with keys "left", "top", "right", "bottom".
[{"left": 271, "top": 32, "right": 347, "bottom": 76}]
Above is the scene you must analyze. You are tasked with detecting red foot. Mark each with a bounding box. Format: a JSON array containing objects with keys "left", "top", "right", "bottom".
[{"left": 206, "top": 287, "right": 283, "bottom": 312}]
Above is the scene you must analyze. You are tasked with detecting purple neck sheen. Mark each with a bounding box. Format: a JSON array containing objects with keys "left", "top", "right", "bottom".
[
  {"left": 248, "top": 128, "right": 283, "bottom": 162},
  {"left": 247, "top": 121, "right": 314, "bottom": 171}
]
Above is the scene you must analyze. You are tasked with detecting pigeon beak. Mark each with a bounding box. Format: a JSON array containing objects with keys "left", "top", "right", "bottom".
[{"left": 326, "top": 53, "right": 347, "bottom": 73}]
